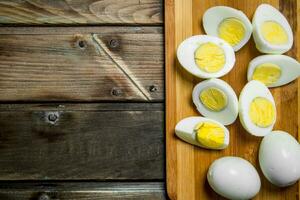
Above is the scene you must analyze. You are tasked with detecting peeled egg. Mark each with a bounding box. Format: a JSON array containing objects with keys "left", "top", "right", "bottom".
[
  {"left": 252, "top": 4, "right": 293, "bottom": 54},
  {"left": 259, "top": 131, "right": 300, "bottom": 187},
  {"left": 247, "top": 55, "right": 300, "bottom": 87},
  {"left": 239, "top": 80, "right": 276, "bottom": 136},
  {"left": 203, "top": 6, "right": 252, "bottom": 51},
  {"left": 175, "top": 116, "right": 229, "bottom": 150},
  {"left": 192, "top": 79, "right": 238, "bottom": 125},
  {"left": 207, "top": 156, "right": 261, "bottom": 199},
  {"left": 177, "top": 35, "right": 235, "bottom": 78}
]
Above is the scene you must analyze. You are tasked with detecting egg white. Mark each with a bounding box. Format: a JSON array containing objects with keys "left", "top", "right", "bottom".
[
  {"left": 192, "top": 79, "right": 238, "bottom": 125},
  {"left": 177, "top": 35, "right": 235, "bottom": 79},
  {"left": 175, "top": 116, "right": 229, "bottom": 150},
  {"left": 203, "top": 6, "right": 252, "bottom": 51},
  {"left": 239, "top": 80, "right": 276, "bottom": 137},
  {"left": 252, "top": 4, "right": 293, "bottom": 54},
  {"left": 247, "top": 55, "right": 300, "bottom": 87}
]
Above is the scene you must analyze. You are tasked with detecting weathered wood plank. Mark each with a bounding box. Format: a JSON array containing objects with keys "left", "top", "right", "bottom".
[
  {"left": 0, "top": 103, "right": 164, "bottom": 180},
  {"left": 0, "top": 0, "right": 163, "bottom": 25},
  {"left": 0, "top": 27, "right": 164, "bottom": 102},
  {"left": 0, "top": 182, "right": 166, "bottom": 199}
]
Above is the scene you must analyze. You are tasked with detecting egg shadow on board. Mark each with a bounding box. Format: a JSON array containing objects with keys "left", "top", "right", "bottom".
[
  {"left": 175, "top": 57, "right": 202, "bottom": 83},
  {"left": 175, "top": 57, "right": 203, "bottom": 111},
  {"left": 204, "top": 177, "right": 228, "bottom": 200},
  {"left": 199, "top": 18, "right": 204, "bottom": 33}
]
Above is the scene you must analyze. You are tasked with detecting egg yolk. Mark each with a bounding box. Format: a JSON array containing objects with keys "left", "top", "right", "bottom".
[
  {"left": 252, "top": 63, "right": 282, "bottom": 86},
  {"left": 261, "top": 21, "right": 288, "bottom": 45},
  {"left": 194, "top": 42, "right": 225, "bottom": 73},
  {"left": 249, "top": 97, "right": 275, "bottom": 127},
  {"left": 194, "top": 122, "right": 225, "bottom": 148},
  {"left": 218, "top": 18, "right": 246, "bottom": 47},
  {"left": 200, "top": 87, "right": 228, "bottom": 111}
]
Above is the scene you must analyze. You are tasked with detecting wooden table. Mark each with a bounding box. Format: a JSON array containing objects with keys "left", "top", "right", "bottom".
[{"left": 0, "top": 1, "right": 165, "bottom": 199}]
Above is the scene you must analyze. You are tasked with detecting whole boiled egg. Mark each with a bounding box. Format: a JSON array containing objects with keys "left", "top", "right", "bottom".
[
  {"left": 259, "top": 131, "right": 300, "bottom": 187},
  {"left": 207, "top": 156, "right": 261, "bottom": 199},
  {"left": 239, "top": 80, "right": 276, "bottom": 136},
  {"left": 247, "top": 55, "right": 300, "bottom": 87},
  {"left": 175, "top": 116, "right": 229, "bottom": 150},
  {"left": 203, "top": 6, "right": 252, "bottom": 51},
  {"left": 192, "top": 79, "right": 238, "bottom": 125},
  {"left": 177, "top": 35, "right": 235, "bottom": 78},
  {"left": 252, "top": 4, "right": 293, "bottom": 54}
]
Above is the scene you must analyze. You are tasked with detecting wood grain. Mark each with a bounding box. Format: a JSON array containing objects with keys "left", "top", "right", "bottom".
[
  {"left": 0, "top": 27, "right": 163, "bottom": 102},
  {"left": 0, "top": 182, "right": 166, "bottom": 199},
  {"left": 0, "top": 103, "right": 164, "bottom": 180},
  {"left": 165, "top": 0, "right": 299, "bottom": 199},
  {"left": 0, "top": 0, "right": 162, "bottom": 25}
]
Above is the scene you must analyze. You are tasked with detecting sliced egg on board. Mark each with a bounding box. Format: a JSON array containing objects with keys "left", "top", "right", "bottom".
[
  {"left": 252, "top": 4, "right": 293, "bottom": 54},
  {"left": 259, "top": 131, "right": 300, "bottom": 187},
  {"left": 175, "top": 116, "right": 229, "bottom": 150},
  {"left": 203, "top": 6, "right": 252, "bottom": 51},
  {"left": 192, "top": 79, "right": 238, "bottom": 125},
  {"left": 177, "top": 35, "right": 235, "bottom": 79},
  {"left": 247, "top": 55, "right": 300, "bottom": 87},
  {"left": 207, "top": 156, "right": 261, "bottom": 200},
  {"left": 239, "top": 80, "right": 276, "bottom": 136}
]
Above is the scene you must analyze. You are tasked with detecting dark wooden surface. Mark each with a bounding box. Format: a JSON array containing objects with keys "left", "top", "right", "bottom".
[
  {"left": 0, "top": 182, "right": 165, "bottom": 199},
  {"left": 0, "top": 103, "right": 164, "bottom": 180},
  {"left": 0, "top": 0, "right": 163, "bottom": 25},
  {"left": 0, "top": 27, "right": 164, "bottom": 102}
]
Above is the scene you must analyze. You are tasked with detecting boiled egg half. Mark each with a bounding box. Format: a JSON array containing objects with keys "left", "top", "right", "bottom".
[
  {"left": 203, "top": 6, "right": 252, "bottom": 51},
  {"left": 175, "top": 116, "right": 229, "bottom": 150},
  {"left": 192, "top": 79, "right": 238, "bottom": 125},
  {"left": 247, "top": 55, "right": 300, "bottom": 87},
  {"left": 239, "top": 80, "right": 276, "bottom": 136},
  {"left": 177, "top": 35, "right": 235, "bottom": 78},
  {"left": 252, "top": 4, "right": 293, "bottom": 54}
]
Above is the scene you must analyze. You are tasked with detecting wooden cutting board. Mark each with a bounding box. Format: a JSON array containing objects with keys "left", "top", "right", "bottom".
[{"left": 165, "top": 0, "right": 300, "bottom": 199}]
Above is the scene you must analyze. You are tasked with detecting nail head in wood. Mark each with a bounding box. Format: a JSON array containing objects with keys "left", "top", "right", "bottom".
[
  {"left": 38, "top": 193, "right": 50, "bottom": 200},
  {"left": 48, "top": 113, "right": 58, "bottom": 122},
  {"left": 149, "top": 85, "right": 158, "bottom": 92},
  {"left": 78, "top": 40, "right": 86, "bottom": 49},
  {"left": 111, "top": 88, "right": 122, "bottom": 96},
  {"left": 109, "top": 39, "right": 119, "bottom": 49}
]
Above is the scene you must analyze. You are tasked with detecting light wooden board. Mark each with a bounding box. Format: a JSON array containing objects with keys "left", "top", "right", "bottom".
[
  {"left": 165, "top": 0, "right": 299, "bottom": 199},
  {"left": 0, "top": 27, "right": 163, "bottom": 102},
  {"left": 0, "top": 0, "right": 162, "bottom": 25}
]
